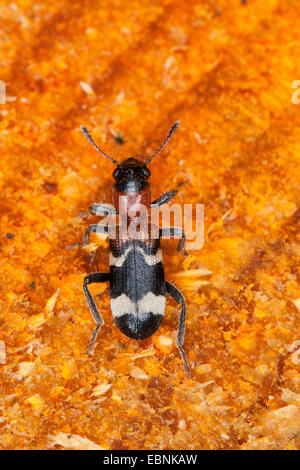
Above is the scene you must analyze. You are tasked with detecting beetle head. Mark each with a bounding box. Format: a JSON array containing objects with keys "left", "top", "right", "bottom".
[{"left": 112, "top": 158, "right": 150, "bottom": 192}]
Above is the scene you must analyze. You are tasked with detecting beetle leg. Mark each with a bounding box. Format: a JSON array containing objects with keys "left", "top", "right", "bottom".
[
  {"left": 150, "top": 189, "right": 177, "bottom": 207},
  {"left": 89, "top": 203, "right": 118, "bottom": 216},
  {"left": 83, "top": 272, "right": 110, "bottom": 355},
  {"left": 83, "top": 223, "right": 110, "bottom": 245},
  {"left": 160, "top": 227, "right": 187, "bottom": 256},
  {"left": 166, "top": 281, "right": 191, "bottom": 376}
]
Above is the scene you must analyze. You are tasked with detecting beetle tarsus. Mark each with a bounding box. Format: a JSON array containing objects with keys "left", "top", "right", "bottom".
[
  {"left": 150, "top": 189, "right": 177, "bottom": 207},
  {"left": 160, "top": 227, "right": 187, "bottom": 256},
  {"left": 87, "top": 324, "right": 102, "bottom": 356},
  {"left": 83, "top": 224, "right": 109, "bottom": 245},
  {"left": 89, "top": 203, "right": 118, "bottom": 216}
]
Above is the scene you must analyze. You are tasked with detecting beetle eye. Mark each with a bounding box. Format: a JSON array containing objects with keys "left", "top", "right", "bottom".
[
  {"left": 142, "top": 167, "right": 150, "bottom": 178},
  {"left": 113, "top": 168, "right": 119, "bottom": 179}
]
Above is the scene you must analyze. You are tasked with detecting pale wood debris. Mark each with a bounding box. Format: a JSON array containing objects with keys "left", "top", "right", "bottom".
[{"left": 48, "top": 432, "right": 105, "bottom": 450}]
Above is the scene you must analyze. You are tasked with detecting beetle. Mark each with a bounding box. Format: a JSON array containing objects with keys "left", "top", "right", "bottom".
[{"left": 81, "top": 121, "right": 191, "bottom": 375}]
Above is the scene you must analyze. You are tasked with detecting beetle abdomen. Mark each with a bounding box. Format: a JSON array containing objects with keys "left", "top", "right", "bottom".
[{"left": 109, "top": 240, "right": 166, "bottom": 339}]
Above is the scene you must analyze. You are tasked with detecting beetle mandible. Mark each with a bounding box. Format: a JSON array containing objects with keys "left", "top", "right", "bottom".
[{"left": 81, "top": 121, "right": 191, "bottom": 375}]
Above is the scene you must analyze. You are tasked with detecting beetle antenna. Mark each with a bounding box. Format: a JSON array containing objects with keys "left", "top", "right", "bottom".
[
  {"left": 81, "top": 125, "right": 119, "bottom": 166},
  {"left": 144, "top": 120, "right": 180, "bottom": 166}
]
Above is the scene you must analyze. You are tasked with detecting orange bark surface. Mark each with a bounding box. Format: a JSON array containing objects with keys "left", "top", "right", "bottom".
[{"left": 0, "top": 0, "right": 300, "bottom": 450}]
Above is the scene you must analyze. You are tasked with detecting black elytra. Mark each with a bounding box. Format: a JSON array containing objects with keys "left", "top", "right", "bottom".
[{"left": 81, "top": 122, "right": 191, "bottom": 376}]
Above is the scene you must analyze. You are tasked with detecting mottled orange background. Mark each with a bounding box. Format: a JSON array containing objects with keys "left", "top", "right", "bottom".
[{"left": 0, "top": 0, "right": 300, "bottom": 450}]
